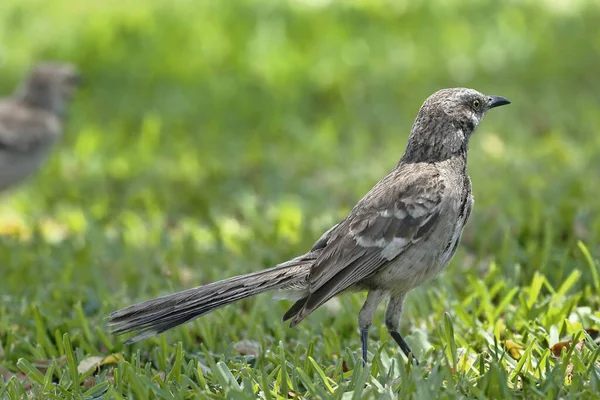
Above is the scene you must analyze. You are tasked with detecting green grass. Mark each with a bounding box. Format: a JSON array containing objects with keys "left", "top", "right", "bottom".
[{"left": 1, "top": 0, "right": 600, "bottom": 398}]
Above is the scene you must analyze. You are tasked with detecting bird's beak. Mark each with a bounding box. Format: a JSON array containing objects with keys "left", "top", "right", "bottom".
[{"left": 487, "top": 96, "right": 511, "bottom": 109}]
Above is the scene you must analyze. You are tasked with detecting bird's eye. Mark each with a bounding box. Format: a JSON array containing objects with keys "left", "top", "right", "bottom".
[{"left": 472, "top": 99, "right": 481, "bottom": 110}]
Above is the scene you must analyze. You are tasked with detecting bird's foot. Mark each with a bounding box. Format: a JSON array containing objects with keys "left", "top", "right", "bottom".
[{"left": 389, "top": 330, "right": 419, "bottom": 366}]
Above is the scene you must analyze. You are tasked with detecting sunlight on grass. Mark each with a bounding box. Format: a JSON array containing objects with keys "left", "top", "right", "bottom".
[{"left": 0, "top": 0, "right": 599, "bottom": 398}]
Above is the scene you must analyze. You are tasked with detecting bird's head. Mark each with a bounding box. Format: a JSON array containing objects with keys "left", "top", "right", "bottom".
[
  {"left": 16, "top": 62, "right": 81, "bottom": 115},
  {"left": 403, "top": 88, "right": 510, "bottom": 163}
]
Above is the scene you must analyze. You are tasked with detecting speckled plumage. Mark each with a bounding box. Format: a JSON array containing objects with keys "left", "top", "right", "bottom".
[
  {"left": 108, "top": 88, "right": 510, "bottom": 361},
  {"left": 0, "top": 62, "right": 80, "bottom": 192}
]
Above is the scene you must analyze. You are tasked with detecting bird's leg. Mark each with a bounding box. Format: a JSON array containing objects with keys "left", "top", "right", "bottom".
[
  {"left": 360, "top": 326, "right": 369, "bottom": 365},
  {"left": 358, "top": 290, "right": 386, "bottom": 366},
  {"left": 385, "top": 294, "right": 419, "bottom": 365}
]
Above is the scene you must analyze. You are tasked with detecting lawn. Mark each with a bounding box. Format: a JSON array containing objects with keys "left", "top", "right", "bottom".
[{"left": 0, "top": 0, "right": 599, "bottom": 398}]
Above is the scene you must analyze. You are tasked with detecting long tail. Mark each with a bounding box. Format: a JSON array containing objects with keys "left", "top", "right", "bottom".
[{"left": 108, "top": 259, "right": 311, "bottom": 343}]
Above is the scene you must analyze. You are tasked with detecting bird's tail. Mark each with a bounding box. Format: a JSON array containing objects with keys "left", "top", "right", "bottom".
[{"left": 108, "top": 259, "right": 312, "bottom": 343}]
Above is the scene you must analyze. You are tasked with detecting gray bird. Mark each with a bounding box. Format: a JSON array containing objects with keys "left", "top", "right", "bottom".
[
  {"left": 108, "top": 88, "right": 510, "bottom": 363},
  {"left": 0, "top": 62, "right": 81, "bottom": 193}
]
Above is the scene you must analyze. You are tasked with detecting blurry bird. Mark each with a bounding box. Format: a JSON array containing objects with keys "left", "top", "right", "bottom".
[
  {"left": 0, "top": 62, "right": 81, "bottom": 193},
  {"left": 108, "top": 88, "right": 510, "bottom": 363}
]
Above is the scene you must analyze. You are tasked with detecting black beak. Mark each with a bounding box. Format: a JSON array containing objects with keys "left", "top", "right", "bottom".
[{"left": 487, "top": 96, "right": 511, "bottom": 109}]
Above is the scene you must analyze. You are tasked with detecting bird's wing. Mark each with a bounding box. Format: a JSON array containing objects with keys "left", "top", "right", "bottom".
[
  {"left": 291, "top": 164, "right": 445, "bottom": 323},
  {"left": 0, "top": 101, "right": 60, "bottom": 152}
]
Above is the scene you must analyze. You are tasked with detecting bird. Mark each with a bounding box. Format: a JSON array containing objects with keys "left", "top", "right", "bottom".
[
  {"left": 0, "top": 62, "right": 81, "bottom": 193},
  {"left": 108, "top": 88, "right": 510, "bottom": 364}
]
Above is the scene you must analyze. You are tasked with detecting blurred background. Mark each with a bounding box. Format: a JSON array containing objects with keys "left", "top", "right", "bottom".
[{"left": 0, "top": 0, "right": 599, "bottom": 381}]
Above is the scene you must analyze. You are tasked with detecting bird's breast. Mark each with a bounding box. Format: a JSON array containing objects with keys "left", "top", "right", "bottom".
[{"left": 439, "top": 177, "right": 473, "bottom": 266}]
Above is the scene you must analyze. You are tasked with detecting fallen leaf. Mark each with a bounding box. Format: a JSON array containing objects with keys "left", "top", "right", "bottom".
[
  {"left": 551, "top": 328, "right": 598, "bottom": 359},
  {"left": 551, "top": 340, "right": 571, "bottom": 358},
  {"left": 77, "top": 356, "right": 104, "bottom": 374},
  {"left": 503, "top": 340, "right": 523, "bottom": 360},
  {"left": 99, "top": 353, "right": 124, "bottom": 366},
  {"left": 77, "top": 353, "right": 124, "bottom": 374}
]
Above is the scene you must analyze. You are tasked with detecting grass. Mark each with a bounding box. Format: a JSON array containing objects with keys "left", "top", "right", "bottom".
[{"left": 1, "top": 0, "right": 600, "bottom": 398}]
